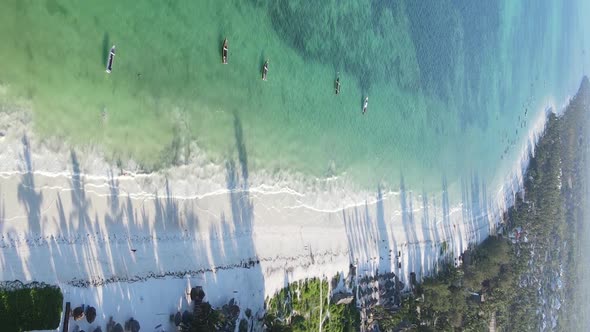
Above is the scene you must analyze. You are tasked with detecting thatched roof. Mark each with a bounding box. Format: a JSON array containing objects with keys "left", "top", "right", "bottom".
[
  {"left": 222, "top": 300, "right": 240, "bottom": 321},
  {"left": 174, "top": 311, "right": 182, "bottom": 326},
  {"left": 182, "top": 310, "right": 192, "bottom": 326},
  {"left": 190, "top": 286, "right": 205, "bottom": 303},
  {"left": 73, "top": 306, "right": 85, "bottom": 320},
  {"left": 125, "top": 318, "right": 141, "bottom": 332},
  {"left": 106, "top": 317, "right": 119, "bottom": 332},
  {"left": 113, "top": 323, "right": 123, "bottom": 332},
  {"left": 85, "top": 306, "right": 97, "bottom": 323}
]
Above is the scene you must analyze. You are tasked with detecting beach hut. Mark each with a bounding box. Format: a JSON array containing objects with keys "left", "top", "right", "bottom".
[
  {"left": 85, "top": 306, "right": 97, "bottom": 323},
  {"left": 106, "top": 317, "right": 118, "bottom": 332},
  {"left": 182, "top": 310, "right": 193, "bottom": 327},
  {"left": 112, "top": 323, "right": 123, "bottom": 332},
  {"left": 470, "top": 292, "right": 485, "bottom": 304},
  {"left": 125, "top": 318, "right": 141, "bottom": 332},
  {"left": 173, "top": 311, "right": 182, "bottom": 326},
  {"left": 73, "top": 306, "right": 85, "bottom": 320},
  {"left": 190, "top": 286, "right": 205, "bottom": 303}
]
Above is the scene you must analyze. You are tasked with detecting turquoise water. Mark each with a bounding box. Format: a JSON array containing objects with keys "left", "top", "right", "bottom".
[{"left": 0, "top": 0, "right": 588, "bottom": 194}]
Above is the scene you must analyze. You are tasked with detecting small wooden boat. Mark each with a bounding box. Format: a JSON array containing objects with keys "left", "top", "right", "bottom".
[
  {"left": 262, "top": 60, "right": 268, "bottom": 81},
  {"left": 335, "top": 77, "right": 341, "bottom": 95},
  {"left": 222, "top": 38, "right": 228, "bottom": 64},
  {"left": 106, "top": 45, "right": 116, "bottom": 73},
  {"left": 362, "top": 97, "right": 369, "bottom": 114}
]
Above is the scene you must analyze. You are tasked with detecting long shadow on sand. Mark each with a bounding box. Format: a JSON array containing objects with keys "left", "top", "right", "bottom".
[
  {"left": 399, "top": 175, "right": 422, "bottom": 278},
  {"left": 70, "top": 151, "right": 91, "bottom": 231},
  {"left": 341, "top": 185, "right": 403, "bottom": 275},
  {"left": 440, "top": 175, "right": 457, "bottom": 257},
  {"left": 459, "top": 171, "right": 490, "bottom": 249},
  {"left": 8, "top": 137, "right": 51, "bottom": 302},
  {"left": 374, "top": 186, "right": 393, "bottom": 274},
  {"left": 209, "top": 112, "right": 264, "bottom": 308},
  {"left": 342, "top": 203, "right": 378, "bottom": 275},
  {"left": 420, "top": 189, "right": 442, "bottom": 275},
  {"left": 16, "top": 134, "right": 43, "bottom": 235}
]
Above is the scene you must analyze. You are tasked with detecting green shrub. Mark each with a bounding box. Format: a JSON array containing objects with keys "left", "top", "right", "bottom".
[{"left": 0, "top": 282, "right": 63, "bottom": 332}]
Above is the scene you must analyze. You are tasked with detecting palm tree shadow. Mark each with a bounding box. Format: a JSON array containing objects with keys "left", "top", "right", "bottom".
[
  {"left": 102, "top": 32, "right": 110, "bottom": 68},
  {"left": 16, "top": 134, "right": 43, "bottom": 234},
  {"left": 233, "top": 114, "right": 249, "bottom": 183},
  {"left": 70, "top": 150, "right": 91, "bottom": 231},
  {"left": 375, "top": 186, "right": 391, "bottom": 274},
  {"left": 226, "top": 113, "right": 253, "bottom": 231},
  {"left": 0, "top": 189, "right": 5, "bottom": 230},
  {"left": 209, "top": 111, "right": 262, "bottom": 309}
]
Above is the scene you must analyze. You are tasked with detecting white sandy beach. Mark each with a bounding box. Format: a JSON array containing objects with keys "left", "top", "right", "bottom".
[{"left": 0, "top": 105, "right": 549, "bottom": 331}]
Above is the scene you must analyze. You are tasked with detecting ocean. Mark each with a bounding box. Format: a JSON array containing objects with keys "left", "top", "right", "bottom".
[{"left": 0, "top": 0, "right": 588, "bottom": 200}]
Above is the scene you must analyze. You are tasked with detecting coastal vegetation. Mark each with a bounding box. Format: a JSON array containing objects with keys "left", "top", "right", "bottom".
[
  {"left": 170, "top": 286, "right": 240, "bottom": 332},
  {"left": 556, "top": 76, "right": 590, "bottom": 331},
  {"left": 169, "top": 278, "right": 360, "bottom": 331},
  {"left": 265, "top": 277, "right": 360, "bottom": 332},
  {"left": 0, "top": 281, "right": 63, "bottom": 332}
]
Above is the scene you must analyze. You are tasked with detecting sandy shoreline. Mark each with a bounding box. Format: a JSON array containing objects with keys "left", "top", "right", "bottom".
[{"left": 0, "top": 104, "right": 549, "bottom": 330}]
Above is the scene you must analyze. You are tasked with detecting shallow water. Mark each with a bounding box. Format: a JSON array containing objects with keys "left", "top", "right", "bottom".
[{"left": 0, "top": 0, "right": 588, "bottom": 197}]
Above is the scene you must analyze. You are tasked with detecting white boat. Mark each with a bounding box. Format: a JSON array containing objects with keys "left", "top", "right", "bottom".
[
  {"left": 222, "top": 38, "right": 228, "bottom": 64},
  {"left": 106, "top": 45, "right": 116, "bottom": 73}
]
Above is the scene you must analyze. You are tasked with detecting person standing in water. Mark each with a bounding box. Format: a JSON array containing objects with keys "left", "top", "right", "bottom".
[{"left": 362, "top": 96, "right": 369, "bottom": 114}]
